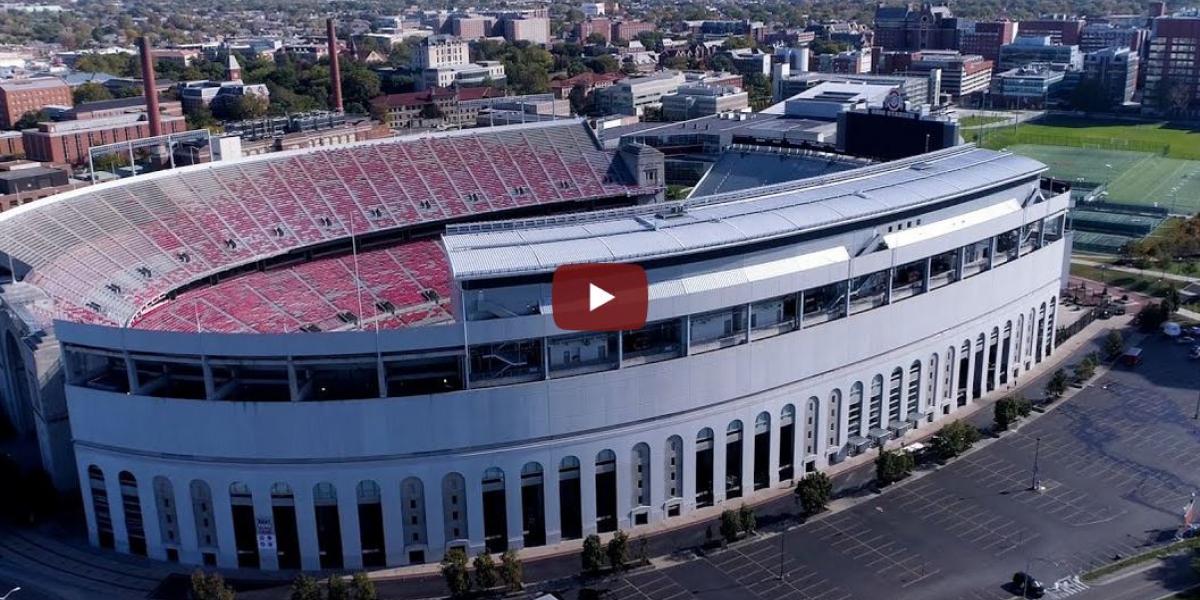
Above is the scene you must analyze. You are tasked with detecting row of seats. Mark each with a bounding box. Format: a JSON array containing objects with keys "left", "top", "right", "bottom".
[
  {"left": 0, "top": 122, "right": 645, "bottom": 328},
  {"left": 131, "top": 240, "right": 453, "bottom": 334}
]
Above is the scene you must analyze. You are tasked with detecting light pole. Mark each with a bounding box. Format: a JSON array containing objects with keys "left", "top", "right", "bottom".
[
  {"left": 1, "top": 587, "right": 21, "bottom": 600},
  {"left": 778, "top": 524, "right": 786, "bottom": 580},
  {"left": 1029, "top": 437, "right": 1042, "bottom": 492},
  {"left": 1193, "top": 390, "right": 1199, "bottom": 420}
]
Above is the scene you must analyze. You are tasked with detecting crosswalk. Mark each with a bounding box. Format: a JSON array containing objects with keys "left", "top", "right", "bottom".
[{"left": 1048, "top": 576, "right": 1089, "bottom": 599}]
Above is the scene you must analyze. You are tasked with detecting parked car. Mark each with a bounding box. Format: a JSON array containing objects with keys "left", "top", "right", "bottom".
[
  {"left": 1177, "top": 335, "right": 1196, "bottom": 345},
  {"left": 1189, "top": 347, "right": 1200, "bottom": 360},
  {"left": 1012, "top": 572, "right": 1046, "bottom": 598}
]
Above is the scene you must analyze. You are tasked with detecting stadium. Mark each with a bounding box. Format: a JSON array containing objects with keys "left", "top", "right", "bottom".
[{"left": 0, "top": 118, "right": 1071, "bottom": 573}]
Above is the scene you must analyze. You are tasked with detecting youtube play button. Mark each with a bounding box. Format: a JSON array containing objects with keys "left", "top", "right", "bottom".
[{"left": 552, "top": 263, "right": 648, "bottom": 332}]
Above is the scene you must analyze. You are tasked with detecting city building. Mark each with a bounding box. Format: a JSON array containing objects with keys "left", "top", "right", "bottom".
[
  {"left": 501, "top": 15, "right": 550, "bottom": 44},
  {"left": 685, "top": 19, "right": 766, "bottom": 41},
  {"left": 21, "top": 112, "right": 188, "bottom": 165},
  {"left": 178, "top": 56, "right": 270, "bottom": 114},
  {"left": 998, "top": 36, "right": 1083, "bottom": 70},
  {"left": 581, "top": 2, "right": 606, "bottom": 17},
  {"left": 594, "top": 70, "right": 687, "bottom": 116},
  {"left": 0, "top": 123, "right": 1069, "bottom": 571},
  {"left": 414, "top": 35, "right": 471, "bottom": 70},
  {"left": 771, "top": 65, "right": 932, "bottom": 105},
  {"left": 0, "top": 160, "right": 79, "bottom": 210},
  {"left": 771, "top": 80, "right": 898, "bottom": 119},
  {"left": 576, "top": 18, "right": 612, "bottom": 44},
  {"left": 1083, "top": 46, "right": 1140, "bottom": 105},
  {"left": 613, "top": 21, "right": 656, "bottom": 42},
  {"left": 957, "top": 21, "right": 1019, "bottom": 63},
  {"left": 0, "top": 77, "right": 72, "bottom": 129},
  {"left": 990, "top": 63, "right": 1069, "bottom": 108},
  {"left": 420, "top": 61, "right": 507, "bottom": 90},
  {"left": 723, "top": 48, "right": 773, "bottom": 76},
  {"left": 818, "top": 49, "right": 873, "bottom": 74},
  {"left": 1018, "top": 17, "right": 1086, "bottom": 45},
  {"left": 449, "top": 15, "right": 496, "bottom": 40},
  {"left": 1079, "top": 23, "right": 1149, "bottom": 53},
  {"left": 873, "top": 3, "right": 959, "bottom": 51},
  {"left": 549, "top": 71, "right": 625, "bottom": 100},
  {"left": 48, "top": 97, "right": 183, "bottom": 121},
  {"left": 1144, "top": 15, "right": 1200, "bottom": 110},
  {"left": 907, "top": 51, "right": 994, "bottom": 99},
  {"left": 0, "top": 130, "right": 22, "bottom": 157},
  {"left": 660, "top": 84, "right": 749, "bottom": 120}
]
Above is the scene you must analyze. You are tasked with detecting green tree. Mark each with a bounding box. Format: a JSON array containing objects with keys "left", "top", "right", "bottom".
[
  {"left": 326, "top": 575, "right": 348, "bottom": 600},
  {"left": 1103, "top": 330, "right": 1124, "bottom": 358},
  {"left": 737, "top": 504, "right": 756, "bottom": 534},
  {"left": 794, "top": 472, "right": 833, "bottom": 516},
  {"left": 73, "top": 81, "right": 114, "bottom": 104},
  {"left": 607, "top": 530, "right": 630, "bottom": 571},
  {"left": 340, "top": 62, "right": 381, "bottom": 113},
  {"left": 582, "top": 533, "right": 606, "bottom": 574},
  {"left": 568, "top": 83, "right": 591, "bottom": 115},
  {"left": 473, "top": 551, "right": 498, "bottom": 590},
  {"left": 289, "top": 575, "right": 321, "bottom": 600},
  {"left": 875, "top": 449, "right": 916, "bottom": 486},
  {"left": 190, "top": 570, "right": 235, "bottom": 600},
  {"left": 635, "top": 31, "right": 664, "bottom": 50},
  {"left": 440, "top": 547, "right": 472, "bottom": 597},
  {"left": 1045, "top": 368, "right": 1069, "bottom": 400},
  {"left": 1076, "top": 353, "right": 1098, "bottom": 381},
  {"left": 185, "top": 106, "right": 221, "bottom": 133},
  {"left": 12, "top": 110, "right": 46, "bottom": 130},
  {"left": 585, "top": 32, "right": 608, "bottom": 45},
  {"left": 1070, "top": 78, "right": 1111, "bottom": 112},
  {"left": 719, "top": 509, "right": 741, "bottom": 544},
  {"left": 349, "top": 572, "right": 376, "bottom": 600},
  {"left": 586, "top": 54, "right": 620, "bottom": 74},
  {"left": 931, "top": 420, "right": 981, "bottom": 460},
  {"left": 1165, "top": 284, "right": 1181, "bottom": 314},
  {"left": 994, "top": 396, "right": 1020, "bottom": 431},
  {"left": 722, "top": 35, "right": 753, "bottom": 49},
  {"left": 499, "top": 549, "right": 523, "bottom": 592}
]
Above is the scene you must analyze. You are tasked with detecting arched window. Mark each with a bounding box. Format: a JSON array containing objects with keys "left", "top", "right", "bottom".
[
  {"left": 804, "top": 398, "right": 819, "bottom": 455},
  {"left": 907, "top": 360, "right": 921, "bottom": 418},
  {"left": 152, "top": 476, "right": 178, "bottom": 548},
  {"left": 827, "top": 390, "right": 842, "bottom": 448},
  {"left": 312, "top": 482, "right": 342, "bottom": 569},
  {"left": 441, "top": 473, "right": 468, "bottom": 543},
  {"left": 400, "top": 477, "right": 427, "bottom": 550},
  {"left": 665, "top": 435, "right": 684, "bottom": 502},
  {"left": 356, "top": 480, "right": 385, "bottom": 566},
  {"left": 869, "top": 374, "right": 884, "bottom": 429},
  {"left": 848, "top": 382, "right": 864, "bottom": 437},
  {"left": 632, "top": 443, "right": 651, "bottom": 508},
  {"left": 888, "top": 368, "right": 903, "bottom": 424},
  {"left": 189, "top": 479, "right": 217, "bottom": 551},
  {"left": 269, "top": 482, "right": 300, "bottom": 569},
  {"left": 118, "top": 471, "right": 146, "bottom": 556}
]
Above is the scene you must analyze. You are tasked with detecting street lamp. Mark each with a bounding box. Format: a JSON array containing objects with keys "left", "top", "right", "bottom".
[
  {"left": 1193, "top": 390, "right": 1199, "bottom": 420},
  {"left": 1029, "top": 437, "right": 1043, "bottom": 492},
  {"left": 1, "top": 587, "right": 21, "bottom": 600}
]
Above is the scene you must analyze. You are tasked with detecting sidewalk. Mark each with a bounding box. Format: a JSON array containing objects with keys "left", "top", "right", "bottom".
[{"left": 1073, "top": 257, "right": 1200, "bottom": 286}]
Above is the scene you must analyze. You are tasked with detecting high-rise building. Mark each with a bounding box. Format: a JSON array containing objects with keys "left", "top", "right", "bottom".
[
  {"left": 1079, "top": 23, "right": 1149, "bottom": 53},
  {"left": 502, "top": 16, "right": 550, "bottom": 44},
  {"left": 576, "top": 18, "right": 612, "bottom": 44},
  {"left": 906, "top": 50, "right": 994, "bottom": 98},
  {"left": 957, "top": 21, "right": 1019, "bottom": 62},
  {"left": 1083, "top": 46, "right": 1140, "bottom": 105},
  {"left": 873, "top": 3, "right": 959, "bottom": 51},
  {"left": 414, "top": 35, "right": 471, "bottom": 70},
  {"left": 1144, "top": 15, "right": 1200, "bottom": 109},
  {"left": 1018, "top": 17, "right": 1086, "bottom": 45},
  {"left": 613, "top": 20, "right": 656, "bottom": 42},
  {"left": 0, "top": 77, "right": 72, "bottom": 129},
  {"left": 998, "top": 36, "right": 1083, "bottom": 70}
]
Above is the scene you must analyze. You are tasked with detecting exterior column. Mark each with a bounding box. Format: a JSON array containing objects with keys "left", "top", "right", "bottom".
[
  {"left": 858, "top": 388, "right": 870, "bottom": 436},
  {"left": 465, "top": 475, "right": 486, "bottom": 554},
  {"left": 338, "top": 483, "right": 363, "bottom": 570},
  {"left": 294, "top": 484, "right": 322, "bottom": 571},
  {"left": 139, "top": 476, "right": 166, "bottom": 562},
  {"left": 173, "top": 477, "right": 202, "bottom": 565},
  {"left": 741, "top": 417, "right": 755, "bottom": 497},
  {"left": 423, "top": 475, "right": 447, "bottom": 563},
  {"left": 580, "top": 457, "right": 598, "bottom": 537},
  {"left": 680, "top": 435, "right": 697, "bottom": 514},
  {"left": 647, "top": 445, "right": 665, "bottom": 523},
  {"left": 614, "top": 452, "right": 632, "bottom": 531},
  {"left": 1047, "top": 303, "right": 1057, "bottom": 358},
  {"left": 505, "top": 469, "right": 525, "bottom": 551},
  {"left": 77, "top": 461, "right": 99, "bottom": 547},
  {"left": 210, "top": 481, "right": 238, "bottom": 568},
  {"left": 767, "top": 415, "right": 781, "bottom": 487},
  {"left": 251, "top": 484, "right": 279, "bottom": 571},
  {"left": 712, "top": 430, "right": 727, "bottom": 505},
  {"left": 381, "top": 480, "right": 405, "bottom": 567},
  {"left": 105, "top": 470, "right": 130, "bottom": 554},
  {"left": 963, "top": 341, "right": 976, "bottom": 404},
  {"left": 543, "top": 463, "right": 562, "bottom": 545}
]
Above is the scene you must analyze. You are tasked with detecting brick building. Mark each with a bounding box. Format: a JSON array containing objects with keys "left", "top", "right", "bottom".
[
  {"left": 1019, "top": 18, "right": 1086, "bottom": 45},
  {"left": 873, "top": 3, "right": 958, "bottom": 51},
  {"left": 613, "top": 20, "right": 656, "bottom": 42},
  {"left": 957, "top": 21, "right": 1019, "bottom": 62},
  {"left": 0, "top": 78, "right": 72, "bottom": 129},
  {"left": 577, "top": 18, "right": 613, "bottom": 44},
  {"left": 22, "top": 113, "right": 188, "bottom": 165}
]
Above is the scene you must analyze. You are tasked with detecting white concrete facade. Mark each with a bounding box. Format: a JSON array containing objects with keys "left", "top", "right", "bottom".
[{"left": 64, "top": 177, "right": 1070, "bottom": 571}]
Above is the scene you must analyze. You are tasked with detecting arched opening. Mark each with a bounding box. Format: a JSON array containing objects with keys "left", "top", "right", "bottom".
[
  {"left": 848, "top": 382, "right": 864, "bottom": 438},
  {"left": 595, "top": 450, "right": 617, "bottom": 533},
  {"left": 804, "top": 398, "right": 819, "bottom": 473},
  {"left": 778, "top": 405, "right": 796, "bottom": 481},
  {"left": 313, "top": 482, "right": 343, "bottom": 569},
  {"left": 665, "top": 436, "right": 683, "bottom": 517},
  {"left": 400, "top": 477, "right": 428, "bottom": 564},
  {"left": 441, "top": 473, "right": 469, "bottom": 547},
  {"left": 1015, "top": 313, "right": 1025, "bottom": 370},
  {"left": 887, "top": 368, "right": 903, "bottom": 427},
  {"left": 631, "top": 444, "right": 651, "bottom": 525},
  {"left": 725, "top": 420, "right": 744, "bottom": 499},
  {"left": 868, "top": 375, "right": 884, "bottom": 431},
  {"left": 926, "top": 354, "right": 939, "bottom": 417},
  {"left": 1045, "top": 298, "right": 1056, "bottom": 358},
  {"left": 118, "top": 471, "right": 146, "bottom": 556},
  {"left": 558, "top": 457, "right": 582, "bottom": 539},
  {"left": 189, "top": 480, "right": 218, "bottom": 566},
  {"left": 87, "top": 466, "right": 113, "bottom": 549},
  {"left": 357, "top": 480, "right": 385, "bottom": 567},
  {"left": 152, "top": 476, "right": 179, "bottom": 562},
  {"left": 1030, "top": 307, "right": 1040, "bottom": 365},
  {"left": 987, "top": 327, "right": 1000, "bottom": 393},
  {"left": 957, "top": 340, "right": 970, "bottom": 406},
  {"left": 753, "top": 412, "right": 771, "bottom": 490},
  {"left": 907, "top": 360, "right": 921, "bottom": 420},
  {"left": 481, "top": 467, "right": 508, "bottom": 553},
  {"left": 1000, "top": 321, "right": 1013, "bottom": 385},
  {"left": 2, "top": 331, "right": 31, "bottom": 437},
  {"left": 270, "top": 482, "right": 301, "bottom": 570},
  {"left": 827, "top": 389, "right": 842, "bottom": 453},
  {"left": 520, "top": 462, "right": 546, "bottom": 547},
  {"left": 973, "top": 333, "right": 986, "bottom": 399},
  {"left": 695, "top": 428, "right": 715, "bottom": 507},
  {"left": 229, "top": 482, "right": 258, "bottom": 568}
]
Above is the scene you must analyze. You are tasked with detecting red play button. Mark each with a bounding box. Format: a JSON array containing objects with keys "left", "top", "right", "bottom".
[{"left": 552, "top": 263, "right": 648, "bottom": 332}]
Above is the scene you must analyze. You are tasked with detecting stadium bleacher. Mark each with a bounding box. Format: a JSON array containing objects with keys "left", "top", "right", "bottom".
[{"left": 0, "top": 121, "right": 652, "bottom": 332}]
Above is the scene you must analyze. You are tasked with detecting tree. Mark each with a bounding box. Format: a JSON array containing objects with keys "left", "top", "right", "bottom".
[
  {"left": 190, "top": 571, "right": 235, "bottom": 600},
  {"left": 1136, "top": 301, "right": 1170, "bottom": 332},
  {"left": 326, "top": 575, "right": 348, "bottom": 600},
  {"left": 349, "top": 572, "right": 376, "bottom": 600},
  {"left": 737, "top": 504, "right": 756, "bottom": 534},
  {"left": 73, "top": 82, "right": 113, "bottom": 104},
  {"left": 1069, "top": 78, "right": 1110, "bottom": 113},
  {"left": 606, "top": 530, "right": 630, "bottom": 571},
  {"left": 1076, "top": 353, "right": 1098, "bottom": 381},
  {"left": 12, "top": 110, "right": 46, "bottom": 130},
  {"left": 931, "top": 420, "right": 981, "bottom": 460},
  {"left": 719, "top": 509, "right": 741, "bottom": 544},
  {"left": 794, "top": 472, "right": 833, "bottom": 516},
  {"left": 340, "top": 62, "right": 381, "bottom": 113},
  {"left": 1045, "top": 368, "right": 1069, "bottom": 400},
  {"left": 441, "top": 547, "right": 472, "bottom": 597},
  {"left": 582, "top": 533, "right": 606, "bottom": 574},
  {"left": 185, "top": 106, "right": 221, "bottom": 133},
  {"left": 1165, "top": 284, "right": 1181, "bottom": 314},
  {"left": 722, "top": 35, "right": 753, "bottom": 50},
  {"left": 1104, "top": 330, "right": 1124, "bottom": 359},
  {"left": 499, "top": 549, "right": 523, "bottom": 592},
  {"left": 586, "top": 54, "right": 620, "bottom": 74},
  {"left": 994, "top": 396, "right": 1020, "bottom": 431},
  {"left": 568, "top": 83, "right": 591, "bottom": 115},
  {"left": 473, "top": 551, "right": 498, "bottom": 590},
  {"left": 585, "top": 32, "right": 609, "bottom": 45},
  {"left": 875, "top": 449, "right": 916, "bottom": 486},
  {"left": 289, "top": 575, "right": 321, "bottom": 600}
]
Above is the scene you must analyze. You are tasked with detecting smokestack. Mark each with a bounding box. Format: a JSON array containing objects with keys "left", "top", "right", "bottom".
[
  {"left": 138, "top": 35, "right": 162, "bottom": 138},
  {"left": 326, "top": 18, "right": 344, "bottom": 112}
]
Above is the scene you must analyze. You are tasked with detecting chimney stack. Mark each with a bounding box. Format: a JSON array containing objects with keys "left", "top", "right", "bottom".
[
  {"left": 326, "top": 18, "right": 344, "bottom": 112},
  {"left": 138, "top": 35, "right": 162, "bottom": 138}
]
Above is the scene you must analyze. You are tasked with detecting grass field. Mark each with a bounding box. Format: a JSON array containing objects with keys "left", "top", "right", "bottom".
[{"left": 975, "top": 115, "right": 1200, "bottom": 159}]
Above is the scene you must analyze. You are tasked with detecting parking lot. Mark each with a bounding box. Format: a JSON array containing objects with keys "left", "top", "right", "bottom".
[{"left": 588, "top": 332, "right": 1200, "bottom": 600}]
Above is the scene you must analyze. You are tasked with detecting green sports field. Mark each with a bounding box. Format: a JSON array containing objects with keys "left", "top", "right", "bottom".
[{"left": 974, "top": 116, "right": 1200, "bottom": 159}]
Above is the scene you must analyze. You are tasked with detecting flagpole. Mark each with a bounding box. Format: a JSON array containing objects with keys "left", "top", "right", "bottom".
[{"left": 350, "top": 211, "right": 365, "bottom": 332}]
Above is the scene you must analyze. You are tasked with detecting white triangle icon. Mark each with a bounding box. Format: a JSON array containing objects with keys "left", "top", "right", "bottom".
[{"left": 589, "top": 283, "right": 615, "bottom": 312}]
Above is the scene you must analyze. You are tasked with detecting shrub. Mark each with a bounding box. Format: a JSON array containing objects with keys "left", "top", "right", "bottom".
[
  {"left": 875, "top": 449, "right": 915, "bottom": 486},
  {"left": 719, "top": 509, "right": 741, "bottom": 544},
  {"left": 289, "top": 575, "right": 321, "bottom": 600},
  {"left": 440, "top": 547, "right": 471, "bottom": 597},
  {"left": 500, "top": 549, "right": 523, "bottom": 592},
  {"left": 1077, "top": 353, "right": 1098, "bottom": 380},
  {"left": 931, "top": 420, "right": 981, "bottom": 460},
  {"left": 1104, "top": 330, "right": 1124, "bottom": 358},
  {"left": 794, "top": 472, "right": 833, "bottom": 516},
  {"left": 326, "top": 575, "right": 348, "bottom": 600},
  {"left": 1045, "top": 369, "right": 1069, "bottom": 400},
  {"left": 349, "top": 572, "right": 377, "bottom": 600},
  {"left": 190, "top": 570, "right": 235, "bottom": 600},
  {"left": 606, "top": 530, "right": 630, "bottom": 571},
  {"left": 582, "top": 534, "right": 605, "bottom": 574},
  {"left": 737, "top": 504, "right": 756, "bottom": 534},
  {"left": 473, "top": 551, "right": 497, "bottom": 590}
]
